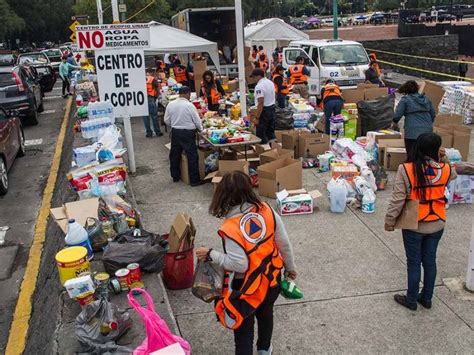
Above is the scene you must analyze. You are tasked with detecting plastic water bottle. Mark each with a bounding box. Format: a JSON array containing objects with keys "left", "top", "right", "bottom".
[
  {"left": 361, "top": 190, "right": 376, "bottom": 214},
  {"left": 65, "top": 219, "right": 93, "bottom": 259}
]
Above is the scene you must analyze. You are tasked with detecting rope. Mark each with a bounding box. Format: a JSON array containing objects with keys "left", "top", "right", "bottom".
[
  {"left": 366, "top": 48, "right": 474, "bottom": 65},
  {"left": 122, "top": 0, "right": 156, "bottom": 23}
]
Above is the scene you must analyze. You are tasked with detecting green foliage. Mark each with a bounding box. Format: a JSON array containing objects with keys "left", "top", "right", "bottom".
[{"left": 0, "top": 0, "right": 25, "bottom": 40}]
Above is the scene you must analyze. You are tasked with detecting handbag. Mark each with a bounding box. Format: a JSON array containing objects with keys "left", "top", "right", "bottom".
[{"left": 394, "top": 200, "right": 419, "bottom": 230}]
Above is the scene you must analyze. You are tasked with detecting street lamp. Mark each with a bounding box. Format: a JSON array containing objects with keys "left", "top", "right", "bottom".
[{"left": 333, "top": 0, "right": 339, "bottom": 39}]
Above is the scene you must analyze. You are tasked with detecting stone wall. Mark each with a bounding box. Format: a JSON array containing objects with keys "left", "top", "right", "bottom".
[{"left": 361, "top": 35, "right": 459, "bottom": 81}]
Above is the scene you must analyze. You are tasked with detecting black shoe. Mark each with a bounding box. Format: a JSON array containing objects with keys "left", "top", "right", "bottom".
[
  {"left": 173, "top": 178, "right": 180, "bottom": 183},
  {"left": 155, "top": 132, "right": 164, "bottom": 137},
  {"left": 68, "top": 92, "right": 73, "bottom": 96},
  {"left": 62, "top": 94, "right": 68, "bottom": 98},
  {"left": 190, "top": 180, "right": 205, "bottom": 187},
  {"left": 394, "top": 294, "right": 417, "bottom": 311},
  {"left": 417, "top": 295, "right": 432, "bottom": 309},
  {"left": 145, "top": 133, "right": 153, "bottom": 138}
]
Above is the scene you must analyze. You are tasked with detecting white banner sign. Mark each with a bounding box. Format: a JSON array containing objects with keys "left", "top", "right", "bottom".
[
  {"left": 96, "top": 49, "right": 148, "bottom": 117},
  {"left": 76, "top": 23, "right": 150, "bottom": 50}
]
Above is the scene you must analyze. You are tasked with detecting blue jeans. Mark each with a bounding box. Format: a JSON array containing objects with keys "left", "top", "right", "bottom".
[
  {"left": 323, "top": 98, "right": 344, "bottom": 134},
  {"left": 143, "top": 96, "right": 161, "bottom": 135},
  {"left": 276, "top": 93, "right": 287, "bottom": 109},
  {"left": 402, "top": 229, "right": 444, "bottom": 305}
]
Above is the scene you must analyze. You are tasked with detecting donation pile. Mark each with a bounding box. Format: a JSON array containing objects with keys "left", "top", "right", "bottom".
[{"left": 438, "top": 81, "right": 474, "bottom": 125}]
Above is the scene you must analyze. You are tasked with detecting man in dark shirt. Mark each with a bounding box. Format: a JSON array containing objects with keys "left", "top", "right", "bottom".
[{"left": 365, "top": 61, "right": 383, "bottom": 86}]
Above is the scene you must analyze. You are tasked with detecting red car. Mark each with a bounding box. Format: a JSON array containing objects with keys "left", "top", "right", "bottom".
[{"left": 0, "top": 107, "right": 25, "bottom": 195}]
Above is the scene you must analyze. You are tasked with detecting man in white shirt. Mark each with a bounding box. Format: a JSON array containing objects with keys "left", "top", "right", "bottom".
[
  {"left": 251, "top": 68, "right": 276, "bottom": 144},
  {"left": 164, "top": 86, "right": 203, "bottom": 186}
]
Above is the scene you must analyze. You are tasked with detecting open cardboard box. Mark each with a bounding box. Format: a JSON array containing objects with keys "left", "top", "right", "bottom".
[
  {"left": 281, "top": 131, "right": 302, "bottom": 158},
  {"left": 422, "top": 81, "right": 445, "bottom": 114},
  {"left": 205, "top": 160, "right": 249, "bottom": 185},
  {"left": 298, "top": 132, "right": 330, "bottom": 158},
  {"left": 275, "top": 130, "right": 294, "bottom": 143},
  {"left": 259, "top": 146, "right": 294, "bottom": 165},
  {"left": 50, "top": 198, "right": 100, "bottom": 233},
  {"left": 169, "top": 212, "right": 196, "bottom": 252},
  {"left": 385, "top": 147, "right": 407, "bottom": 171},
  {"left": 434, "top": 114, "right": 471, "bottom": 160},
  {"left": 257, "top": 158, "right": 302, "bottom": 198},
  {"left": 378, "top": 139, "right": 405, "bottom": 167},
  {"left": 364, "top": 87, "right": 389, "bottom": 100},
  {"left": 181, "top": 149, "right": 213, "bottom": 185},
  {"left": 276, "top": 189, "right": 322, "bottom": 216},
  {"left": 367, "top": 130, "right": 402, "bottom": 143}
]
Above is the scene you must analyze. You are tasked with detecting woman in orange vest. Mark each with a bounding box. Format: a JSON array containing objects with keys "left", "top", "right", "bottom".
[
  {"left": 257, "top": 53, "right": 269, "bottom": 73},
  {"left": 273, "top": 65, "right": 291, "bottom": 108},
  {"left": 320, "top": 79, "right": 344, "bottom": 134},
  {"left": 385, "top": 133, "right": 456, "bottom": 311},
  {"left": 196, "top": 171, "right": 297, "bottom": 354},
  {"left": 172, "top": 59, "right": 189, "bottom": 86},
  {"left": 199, "top": 70, "right": 226, "bottom": 112},
  {"left": 287, "top": 56, "right": 310, "bottom": 99}
]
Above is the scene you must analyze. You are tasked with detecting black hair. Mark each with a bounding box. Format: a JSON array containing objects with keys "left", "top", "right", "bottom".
[
  {"left": 179, "top": 86, "right": 191, "bottom": 95},
  {"left": 295, "top": 56, "right": 303, "bottom": 63},
  {"left": 258, "top": 45, "right": 263, "bottom": 50},
  {"left": 407, "top": 133, "right": 442, "bottom": 201},
  {"left": 252, "top": 45, "right": 257, "bottom": 50},
  {"left": 399, "top": 80, "right": 419, "bottom": 95}
]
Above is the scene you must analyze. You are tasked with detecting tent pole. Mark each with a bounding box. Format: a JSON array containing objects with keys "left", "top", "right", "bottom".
[{"left": 235, "top": 0, "right": 247, "bottom": 119}]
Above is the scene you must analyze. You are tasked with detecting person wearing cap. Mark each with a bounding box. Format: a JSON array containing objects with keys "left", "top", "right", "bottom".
[
  {"left": 320, "top": 79, "right": 344, "bottom": 134},
  {"left": 287, "top": 56, "right": 310, "bottom": 99},
  {"left": 251, "top": 68, "right": 276, "bottom": 145},
  {"left": 144, "top": 68, "right": 163, "bottom": 138},
  {"left": 164, "top": 86, "right": 203, "bottom": 186},
  {"left": 273, "top": 65, "right": 291, "bottom": 109}
]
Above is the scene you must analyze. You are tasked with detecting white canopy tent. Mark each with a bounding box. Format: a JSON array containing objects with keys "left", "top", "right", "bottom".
[{"left": 146, "top": 21, "right": 220, "bottom": 71}]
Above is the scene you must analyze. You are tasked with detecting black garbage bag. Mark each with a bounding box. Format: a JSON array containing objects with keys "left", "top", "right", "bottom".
[
  {"left": 357, "top": 94, "right": 395, "bottom": 135},
  {"left": 102, "top": 229, "right": 168, "bottom": 275},
  {"left": 275, "top": 107, "right": 294, "bottom": 130},
  {"left": 75, "top": 298, "right": 133, "bottom": 354},
  {"left": 191, "top": 261, "right": 224, "bottom": 303}
]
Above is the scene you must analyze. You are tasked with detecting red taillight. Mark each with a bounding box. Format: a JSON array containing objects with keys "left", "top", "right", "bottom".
[{"left": 12, "top": 72, "right": 25, "bottom": 92}]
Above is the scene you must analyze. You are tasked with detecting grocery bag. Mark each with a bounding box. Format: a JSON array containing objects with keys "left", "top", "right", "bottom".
[
  {"left": 192, "top": 261, "right": 224, "bottom": 303},
  {"left": 128, "top": 288, "right": 191, "bottom": 355}
]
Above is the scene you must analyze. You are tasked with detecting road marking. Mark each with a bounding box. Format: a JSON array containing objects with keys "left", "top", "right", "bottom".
[
  {"left": 24, "top": 139, "right": 43, "bottom": 146},
  {"left": 43, "top": 95, "right": 64, "bottom": 100},
  {"left": 5, "top": 97, "right": 73, "bottom": 355},
  {"left": 39, "top": 109, "right": 55, "bottom": 115}
]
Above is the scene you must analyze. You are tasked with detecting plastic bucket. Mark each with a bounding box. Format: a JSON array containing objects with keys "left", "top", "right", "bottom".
[
  {"left": 55, "top": 246, "right": 91, "bottom": 286},
  {"left": 163, "top": 249, "right": 194, "bottom": 290}
]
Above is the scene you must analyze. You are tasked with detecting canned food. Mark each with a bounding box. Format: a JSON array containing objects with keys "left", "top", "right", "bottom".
[
  {"left": 94, "top": 272, "right": 110, "bottom": 299},
  {"left": 76, "top": 292, "right": 95, "bottom": 307},
  {"left": 115, "top": 268, "right": 130, "bottom": 291},
  {"left": 110, "top": 278, "right": 122, "bottom": 294},
  {"left": 127, "top": 263, "right": 141, "bottom": 284},
  {"left": 130, "top": 281, "right": 145, "bottom": 295}
]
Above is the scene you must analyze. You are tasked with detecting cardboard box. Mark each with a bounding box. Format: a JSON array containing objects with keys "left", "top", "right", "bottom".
[
  {"left": 193, "top": 59, "right": 207, "bottom": 94},
  {"left": 331, "top": 164, "right": 360, "bottom": 182},
  {"left": 169, "top": 212, "right": 196, "bottom": 252},
  {"left": 257, "top": 158, "right": 302, "bottom": 198},
  {"left": 181, "top": 149, "right": 213, "bottom": 185},
  {"left": 367, "top": 130, "right": 402, "bottom": 143},
  {"left": 434, "top": 113, "right": 463, "bottom": 126},
  {"left": 422, "top": 81, "right": 445, "bottom": 114},
  {"left": 276, "top": 189, "right": 322, "bottom": 216},
  {"left": 377, "top": 139, "right": 405, "bottom": 166},
  {"left": 433, "top": 119, "right": 471, "bottom": 160},
  {"left": 226, "top": 79, "right": 239, "bottom": 93},
  {"left": 281, "top": 131, "right": 301, "bottom": 158},
  {"left": 50, "top": 198, "right": 100, "bottom": 233},
  {"left": 205, "top": 160, "right": 249, "bottom": 185},
  {"left": 357, "top": 83, "right": 379, "bottom": 89},
  {"left": 364, "top": 87, "right": 388, "bottom": 100},
  {"left": 385, "top": 147, "right": 407, "bottom": 171},
  {"left": 275, "top": 130, "right": 294, "bottom": 143},
  {"left": 255, "top": 143, "right": 272, "bottom": 155},
  {"left": 298, "top": 132, "right": 330, "bottom": 158},
  {"left": 260, "top": 147, "right": 294, "bottom": 165},
  {"left": 342, "top": 88, "right": 364, "bottom": 104}
]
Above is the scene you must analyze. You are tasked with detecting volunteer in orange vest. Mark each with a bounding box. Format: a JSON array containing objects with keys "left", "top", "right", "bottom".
[
  {"left": 196, "top": 171, "right": 297, "bottom": 355},
  {"left": 385, "top": 133, "right": 456, "bottom": 311},
  {"left": 172, "top": 59, "right": 189, "bottom": 86},
  {"left": 257, "top": 53, "right": 269, "bottom": 73},
  {"left": 369, "top": 53, "right": 382, "bottom": 76},
  {"left": 320, "top": 79, "right": 344, "bottom": 134},
  {"left": 143, "top": 68, "right": 163, "bottom": 137},
  {"left": 287, "top": 56, "right": 310, "bottom": 99},
  {"left": 273, "top": 65, "right": 291, "bottom": 108},
  {"left": 199, "top": 70, "right": 226, "bottom": 112}
]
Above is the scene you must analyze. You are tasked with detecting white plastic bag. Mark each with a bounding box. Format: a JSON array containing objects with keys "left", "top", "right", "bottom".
[
  {"left": 97, "top": 125, "right": 121, "bottom": 151},
  {"left": 360, "top": 166, "right": 377, "bottom": 192},
  {"left": 327, "top": 178, "right": 348, "bottom": 213}
]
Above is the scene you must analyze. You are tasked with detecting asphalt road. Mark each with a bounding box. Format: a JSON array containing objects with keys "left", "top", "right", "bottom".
[{"left": 0, "top": 82, "right": 67, "bottom": 352}]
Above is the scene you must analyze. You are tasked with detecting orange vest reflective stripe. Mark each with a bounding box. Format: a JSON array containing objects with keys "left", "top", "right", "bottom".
[
  {"left": 173, "top": 66, "right": 187, "bottom": 83},
  {"left": 201, "top": 81, "right": 221, "bottom": 105},
  {"left": 322, "top": 83, "right": 342, "bottom": 101},
  {"left": 272, "top": 74, "right": 290, "bottom": 95},
  {"left": 146, "top": 75, "right": 157, "bottom": 97},
  {"left": 214, "top": 202, "right": 284, "bottom": 330},
  {"left": 403, "top": 162, "right": 451, "bottom": 222},
  {"left": 289, "top": 64, "right": 307, "bottom": 84}
]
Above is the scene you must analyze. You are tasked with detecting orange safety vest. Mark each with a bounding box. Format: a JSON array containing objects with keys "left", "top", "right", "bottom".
[
  {"left": 322, "top": 83, "right": 342, "bottom": 101},
  {"left": 403, "top": 161, "right": 451, "bottom": 222},
  {"left": 173, "top": 66, "right": 187, "bottom": 83},
  {"left": 214, "top": 202, "right": 284, "bottom": 330},
  {"left": 201, "top": 81, "right": 221, "bottom": 105},
  {"left": 289, "top": 64, "right": 308, "bottom": 84},
  {"left": 259, "top": 60, "right": 268, "bottom": 72},
  {"left": 146, "top": 75, "right": 157, "bottom": 97},
  {"left": 273, "top": 73, "right": 290, "bottom": 95}
]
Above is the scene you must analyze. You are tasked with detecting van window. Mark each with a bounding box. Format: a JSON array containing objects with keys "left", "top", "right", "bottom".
[
  {"left": 311, "top": 48, "right": 319, "bottom": 66},
  {"left": 319, "top": 45, "right": 369, "bottom": 66},
  {"left": 285, "top": 48, "right": 314, "bottom": 67}
]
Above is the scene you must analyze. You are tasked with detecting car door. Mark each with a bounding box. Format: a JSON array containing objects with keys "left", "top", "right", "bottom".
[
  {"left": 282, "top": 47, "right": 320, "bottom": 95},
  {"left": 0, "top": 107, "right": 15, "bottom": 167},
  {"left": 35, "top": 65, "right": 55, "bottom": 92},
  {"left": 21, "top": 67, "right": 41, "bottom": 105}
]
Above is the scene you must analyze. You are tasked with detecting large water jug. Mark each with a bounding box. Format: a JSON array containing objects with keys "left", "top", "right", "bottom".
[
  {"left": 65, "top": 219, "right": 93, "bottom": 259},
  {"left": 361, "top": 190, "right": 376, "bottom": 214},
  {"left": 327, "top": 178, "right": 347, "bottom": 213}
]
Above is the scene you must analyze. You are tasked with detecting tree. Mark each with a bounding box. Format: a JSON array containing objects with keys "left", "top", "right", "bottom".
[{"left": 0, "top": 0, "right": 25, "bottom": 40}]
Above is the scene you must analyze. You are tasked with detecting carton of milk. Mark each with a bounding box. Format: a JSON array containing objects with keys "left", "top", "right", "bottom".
[{"left": 64, "top": 275, "right": 95, "bottom": 298}]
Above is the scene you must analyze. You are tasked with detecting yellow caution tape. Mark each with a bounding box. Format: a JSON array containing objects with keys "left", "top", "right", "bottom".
[
  {"left": 366, "top": 48, "right": 474, "bottom": 65},
  {"left": 377, "top": 59, "right": 474, "bottom": 82}
]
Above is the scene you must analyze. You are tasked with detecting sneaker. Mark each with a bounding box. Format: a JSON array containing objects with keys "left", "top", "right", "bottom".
[
  {"left": 257, "top": 344, "right": 273, "bottom": 355},
  {"left": 173, "top": 178, "right": 180, "bottom": 183},
  {"left": 190, "top": 180, "right": 205, "bottom": 187},
  {"left": 155, "top": 132, "right": 164, "bottom": 137},
  {"left": 394, "top": 294, "right": 417, "bottom": 311},
  {"left": 145, "top": 133, "right": 153, "bottom": 138},
  {"left": 417, "top": 295, "right": 432, "bottom": 309},
  {"left": 62, "top": 94, "right": 68, "bottom": 98}
]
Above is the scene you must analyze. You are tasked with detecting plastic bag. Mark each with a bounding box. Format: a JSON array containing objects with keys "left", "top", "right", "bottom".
[
  {"left": 97, "top": 125, "right": 122, "bottom": 151},
  {"left": 128, "top": 288, "right": 191, "bottom": 355},
  {"left": 85, "top": 217, "right": 109, "bottom": 252},
  {"left": 192, "top": 261, "right": 224, "bottom": 303},
  {"left": 275, "top": 107, "right": 294, "bottom": 130},
  {"left": 357, "top": 94, "right": 395, "bottom": 135},
  {"left": 75, "top": 298, "right": 132, "bottom": 353},
  {"left": 102, "top": 229, "right": 168, "bottom": 274}
]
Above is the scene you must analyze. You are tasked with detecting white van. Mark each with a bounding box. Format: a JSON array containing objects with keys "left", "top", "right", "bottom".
[{"left": 281, "top": 39, "right": 370, "bottom": 96}]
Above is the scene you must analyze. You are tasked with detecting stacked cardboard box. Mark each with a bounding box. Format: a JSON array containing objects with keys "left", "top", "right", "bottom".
[
  {"left": 433, "top": 114, "right": 471, "bottom": 160},
  {"left": 281, "top": 131, "right": 330, "bottom": 158},
  {"left": 169, "top": 213, "right": 196, "bottom": 252}
]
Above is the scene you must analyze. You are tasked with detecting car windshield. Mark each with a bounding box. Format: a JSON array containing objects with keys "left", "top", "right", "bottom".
[
  {"left": 0, "top": 55, "right": 14, "bottom": 66},
  {"left": 319, "top": 45, "right": 369, "bottom": 66},
  {"left": 42, "top": 49, "right": 62, "bottom": 58},
  {"left": 19, "top": 53, "right": 49, "bottom": 65}
]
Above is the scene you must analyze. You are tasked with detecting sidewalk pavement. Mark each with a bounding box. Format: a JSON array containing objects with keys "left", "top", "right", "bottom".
[{"left": 129, "top": 118, "right": 474, "bottom": 354}]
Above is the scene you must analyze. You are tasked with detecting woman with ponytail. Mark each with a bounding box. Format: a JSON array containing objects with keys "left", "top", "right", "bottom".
[{"left": 384, "top": 133, "right": 456, "bottom": 311}]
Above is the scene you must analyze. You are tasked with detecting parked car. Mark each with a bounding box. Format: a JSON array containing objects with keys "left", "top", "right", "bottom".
[
  {"left": 41, "top": 48, "right": 63, "bottom": 72},
  {"left": 0, "top": 65, "right": 44, "bottom": 125},
  {"left": 0, "top": 54, "right": 16, "bottom": 67},
  {"left": 0, "top": 107, "right": 25, "bottom": 195},
  {"left": 16, "top": 52, "right": 56, "bottom": 93}
]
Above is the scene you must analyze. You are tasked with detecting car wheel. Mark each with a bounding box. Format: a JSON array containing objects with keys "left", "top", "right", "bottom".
[
  {"left": 17, "top": 128, "right": 26, "bottom": 157},
  {"left": 27, "top": 106, "right": 39, "bottom": 126},
  {"left": 0, "top": 156, "right": 8, "bottom": 195}
]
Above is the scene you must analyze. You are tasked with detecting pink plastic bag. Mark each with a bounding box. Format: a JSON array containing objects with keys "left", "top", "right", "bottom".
[{"left": 128, "top": 288, "right": 192, "bottom": 355}]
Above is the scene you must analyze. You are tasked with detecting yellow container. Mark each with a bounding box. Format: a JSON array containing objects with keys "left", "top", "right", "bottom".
[{"left": 56, "top": 246, "right": 91, "bottom": 286}]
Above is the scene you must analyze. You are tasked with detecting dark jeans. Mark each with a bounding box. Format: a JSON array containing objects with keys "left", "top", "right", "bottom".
[
  {"left": 402, "top": 229, "right": 444, "bottom": 305},
  {"left": 404, "top": 138, "right": 416, "bottom": 161},
  {"left": 169, "top": 128, "right": 199, "bottom": 184},
  {"left": 276, "top": 93, "right": 287, "bottom": 109},
  {"left": 143, "top": 96, "right": 161, "bottom": 135},
  {"left": 61, "top": 76, "right": 70, "bottom": 96},
  {"left": 256, "top": 105, "right": 276, "bottom": 144},
  {"left": 234, "top": 284, "right": 280, "bottom": 354},
  {"left": 323, "top": 99, "right": 344, "bottom": 134}
]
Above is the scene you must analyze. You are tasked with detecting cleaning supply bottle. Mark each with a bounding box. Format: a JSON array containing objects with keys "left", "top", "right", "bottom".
[
  {"left": 361, "top": 190, "right": 376, "bottom": 214},
  {"left": 65, "top": 219, "right": 93, "bottom": 259},
  {"left": 327, "top": 178, "right": 347, "bottom": 213}
]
